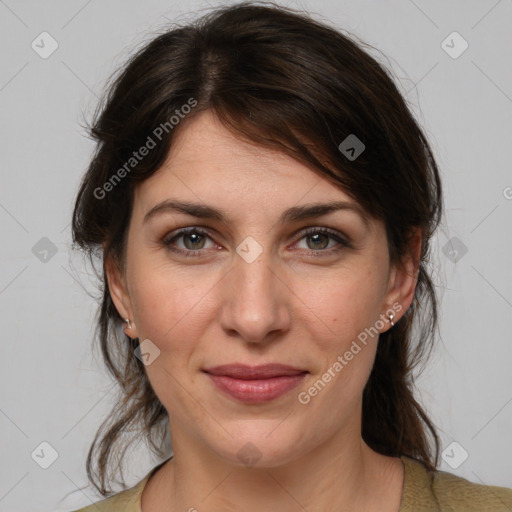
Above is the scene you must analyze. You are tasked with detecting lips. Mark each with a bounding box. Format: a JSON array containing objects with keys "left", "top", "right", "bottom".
[
  {"left": 203, "top": 363, "right": 307, "bottom": 379},
  {"left": 203, "top": 364, "right": 308, "bottom": 404}
]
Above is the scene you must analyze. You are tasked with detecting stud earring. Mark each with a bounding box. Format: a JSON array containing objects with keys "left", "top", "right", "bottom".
[
  {"left": 388, "top": 312, "right": 395, "bottom": 327},
  {"left": 124, "top": 318, "right": 132, "bottom": 330}
]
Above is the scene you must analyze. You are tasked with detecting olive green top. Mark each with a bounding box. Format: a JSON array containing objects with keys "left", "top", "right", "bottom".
[{"left": 71, "top": 455, "right": 512, "bottom": 511}]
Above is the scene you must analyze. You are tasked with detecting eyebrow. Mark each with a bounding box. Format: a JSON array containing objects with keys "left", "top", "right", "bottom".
[{"left": 143, "top": 199, "right": 370, "bottom": 229}]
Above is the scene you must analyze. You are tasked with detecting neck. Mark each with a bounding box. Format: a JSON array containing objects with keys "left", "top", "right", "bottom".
[{"left": 145, "top": 421, "right": 404, "bottom": 512}]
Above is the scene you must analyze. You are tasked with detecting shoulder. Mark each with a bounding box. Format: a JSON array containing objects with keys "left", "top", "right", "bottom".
[
  {"left": 400, "top": 455, "right": 512, "bottom": 512},
  {"left": 69, "top": 473, "right": 151, "bottom": 512},
  {"left": 69, "top": 458, "right": 170, "bottom": 512},
  {"left": 432, "top": 468, "right": 512, "bottom": 511}
]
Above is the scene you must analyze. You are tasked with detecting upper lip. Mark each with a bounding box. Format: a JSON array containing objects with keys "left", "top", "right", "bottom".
[{"left": 203, "top": 363, "right": 308, "bottom": 379}]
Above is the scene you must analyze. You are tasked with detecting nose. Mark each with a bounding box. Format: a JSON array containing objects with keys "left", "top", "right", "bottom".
[{"left": 218, "top": 248, "right": 292, "bottom": 344}]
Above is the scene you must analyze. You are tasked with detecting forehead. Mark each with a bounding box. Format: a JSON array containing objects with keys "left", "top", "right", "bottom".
[
  {"left": 133, "top": 110, "right": 370, "bottom": 228},
  {"left": 160, "top": 110, "right": 323, "bottom": 184}
]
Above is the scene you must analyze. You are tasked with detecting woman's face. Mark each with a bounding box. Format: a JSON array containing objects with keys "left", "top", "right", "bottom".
[{"left": 107, "top": 109, "right": 418, "bottom": 467}]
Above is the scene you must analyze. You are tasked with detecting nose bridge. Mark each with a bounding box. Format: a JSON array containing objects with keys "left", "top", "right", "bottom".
[{"left": 219, "top": 244, "right": 290, "bottom": 342}]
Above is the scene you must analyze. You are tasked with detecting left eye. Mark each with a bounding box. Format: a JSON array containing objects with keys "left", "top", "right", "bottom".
[
  {"left": 162, "top": 227, "right": 349, "bottom": 257},
  {"left": 295, "top": 228, "right": 348, "bottom": 252}
]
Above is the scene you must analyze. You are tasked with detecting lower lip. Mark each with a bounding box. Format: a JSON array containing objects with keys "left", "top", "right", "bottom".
[{"left": 206, "top": 373, "right": 307, "bottom": 404}]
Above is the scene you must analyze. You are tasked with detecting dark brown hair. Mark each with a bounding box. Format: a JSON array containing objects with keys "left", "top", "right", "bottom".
[{"left": 72, "top": 0, "right": 442, "bottom": 496}]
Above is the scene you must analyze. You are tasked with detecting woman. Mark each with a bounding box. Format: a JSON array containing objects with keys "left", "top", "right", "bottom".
[{"left": 70, "top": 2, "right": 512, "bottom": 511}]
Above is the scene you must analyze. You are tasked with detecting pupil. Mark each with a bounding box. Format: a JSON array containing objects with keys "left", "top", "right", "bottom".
[
  {"left": 185, "top": 233, "right": 204, "bottom": 249},
  {"left": 309, "top": 233, "right": 328, "bottom": 250}
]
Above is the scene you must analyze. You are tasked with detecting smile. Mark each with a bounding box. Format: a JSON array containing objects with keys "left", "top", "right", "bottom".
[{"left": 205, "top": 373, "right": 308, "bottom": 404}]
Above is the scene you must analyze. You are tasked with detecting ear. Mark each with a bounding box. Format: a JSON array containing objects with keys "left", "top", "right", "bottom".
[
  {"left": 104, "top": 254, "right": 139, "bottom": 339},
  {"left": 382, "top": 227, "right": 422, "bottom": 327}
]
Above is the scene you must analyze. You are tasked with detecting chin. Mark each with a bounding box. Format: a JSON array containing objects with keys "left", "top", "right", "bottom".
[{"left": 209, "top": 427, "right": 305, "bottom": 469}]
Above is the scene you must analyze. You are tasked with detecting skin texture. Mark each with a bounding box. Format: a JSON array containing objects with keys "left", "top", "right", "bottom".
[{"left": 106, "top": 110, "right": 421, "bottom": 511}]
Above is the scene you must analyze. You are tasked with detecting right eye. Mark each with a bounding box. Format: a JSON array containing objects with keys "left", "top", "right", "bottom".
[{"left": 162, "top": 227, "right": 219, "bottom": 257}]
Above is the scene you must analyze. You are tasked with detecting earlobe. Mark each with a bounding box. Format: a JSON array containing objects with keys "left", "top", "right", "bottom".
[
  {"left": 123, "top": 318, "right": 137, "bottom": 338},
  {"left": 384, "top": 229, "right": 422, "bottom": 325},
  {"left": 104, "top": 256, "right": 137, "bottom": 337}
]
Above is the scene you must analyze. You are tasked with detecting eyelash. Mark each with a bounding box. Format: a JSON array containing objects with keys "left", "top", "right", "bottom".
[{"left": 161, "top": 226, "right": 351, "bottom": 258}]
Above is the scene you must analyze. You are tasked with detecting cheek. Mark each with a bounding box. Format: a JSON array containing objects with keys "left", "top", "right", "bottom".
[
  {"left": 293, "top": 268, "right": 384, "bottom": 400},
  {"left": 127, "top": 269, "right": 213, "bottom": 413},
  {"left": 128, "top": 262, "right": 213, "bottom": 351},
  {"left": 295, "top": 267, "right": 385, "bottom": 345}
]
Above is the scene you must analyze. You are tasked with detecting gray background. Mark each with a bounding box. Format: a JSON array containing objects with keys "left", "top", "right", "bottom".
[{"left": 1, "top": 0, "right": 511, "bottom": 510}]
